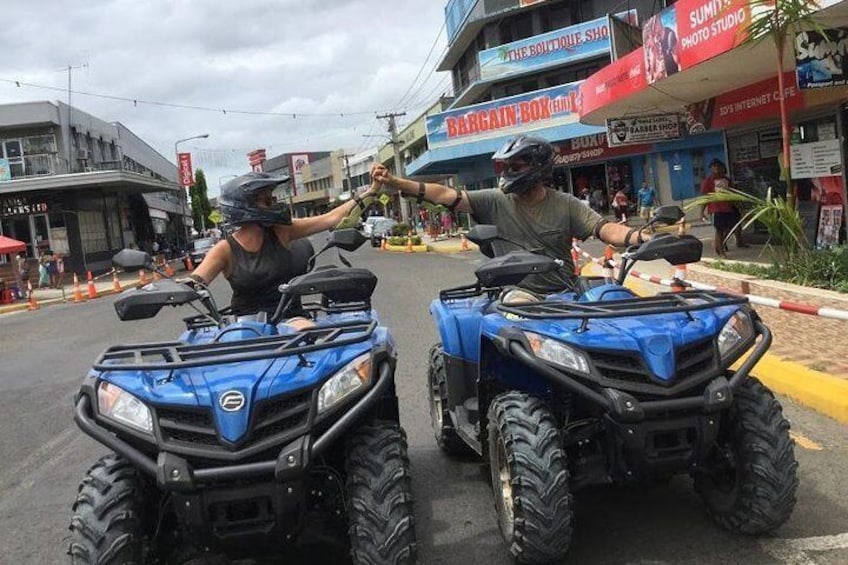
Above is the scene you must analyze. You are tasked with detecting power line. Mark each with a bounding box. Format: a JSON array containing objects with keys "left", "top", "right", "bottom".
[
  {"left": 392, "top": 22, "right": 447, "bottom": 111},
  {"left": 0, "top": 76, "right": 384, "bottom": 118},
  {"left": 398, "top": 44, "right": 450, "bottom": 112}
]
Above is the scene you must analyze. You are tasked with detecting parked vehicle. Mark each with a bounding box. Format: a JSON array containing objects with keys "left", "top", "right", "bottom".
[
  {"left": 361, "top": 215, "right": 388, "bottom": 238},
  {"left": 189, "top": 236, "right": 215, "bottom": 266},
  {"left": 427, "top": 206, "right": 798, "bottom": 564},
  {"left": 69, "top": 229, "right": 416, "bottom": 564},
  {"left": 370, "top": 219, "right": 399, "bottom": 247}
]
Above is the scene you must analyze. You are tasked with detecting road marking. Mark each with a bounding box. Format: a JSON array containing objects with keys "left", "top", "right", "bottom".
[
  {"left": 761, "top": 533, "right": 848, "bottom": 564},
  {"left": 790, "top": 430, "right": 824, "bottom": 451}
]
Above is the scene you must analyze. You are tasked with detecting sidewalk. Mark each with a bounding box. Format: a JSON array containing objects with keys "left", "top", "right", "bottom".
[{"left": 0, "top": 264, "right": 187, "bottom": 316}]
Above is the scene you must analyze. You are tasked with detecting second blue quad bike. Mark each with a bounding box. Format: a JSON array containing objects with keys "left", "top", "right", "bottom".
[
  {"left": 68, "top": 229, "right": 416, "bottom": 564},
  {"left": 427, "top": 206, "right": 798, "bottom": 564}
]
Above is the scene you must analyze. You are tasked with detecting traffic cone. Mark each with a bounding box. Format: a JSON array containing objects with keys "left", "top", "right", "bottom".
[
  {"left": 164, "top": 260, "right": 175, "bottom": 277},
  {"left": 571, "top": 239, "right": 580, "bottom": 275},
  {"left": 138, "top": 269, "right": 149, "bottom": 285},
  {"left": 671, "top": 264, "right": 688, "bottom": 293},
  {"left": 460, "top": 233, "right": 469, "bottom": 252},
  {"left": 27, "top": 281, "right": 39, "bottom": 311},
  {"left": 406, "top": 232, "right": 413, "bottom": 253},
  {"left": 603, "top": 245, "right": 615, "bottom": 282},
  {"left": 112, "top": 271, "right": 122, "bottom": 293},
  {"left": 87, "top": 271, "right": 98, "bottom": 299},
  {"left": 73, "top": 273, "right": 84, "bottom": 303},
  {"left": 185, "top": 255, "right": 195, "bottom": 272},
  {"left": 380, "top": 237, "right": 387, "bottom": 251}
]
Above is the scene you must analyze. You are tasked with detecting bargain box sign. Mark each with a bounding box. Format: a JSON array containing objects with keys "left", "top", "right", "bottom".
[
  {"left": 426, "top": 82, "right": 582, "bottom": 148},
  {"left": 643, "top": 0, "right": 751, "bottom": 84},
  {"left": 478, "top": 10, "right": 637, "bottom": 81}
]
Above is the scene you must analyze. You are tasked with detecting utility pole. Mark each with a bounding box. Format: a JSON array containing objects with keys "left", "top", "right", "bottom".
[
  {"left": 377, "top": 112, "right": 408, "bottom": 223},
  {"left": 340, "top": 153, "right": 355, "bottom": 193},
  {"left": 61, "top": 63, "right": 87, "bottom": 173}
]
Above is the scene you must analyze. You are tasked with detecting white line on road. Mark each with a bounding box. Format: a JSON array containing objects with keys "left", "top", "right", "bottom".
[{"left": 761, "top": 533, "right": 848, "bottom": 564}]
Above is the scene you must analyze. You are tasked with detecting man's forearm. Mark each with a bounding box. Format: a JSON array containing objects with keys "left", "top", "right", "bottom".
[
  {"left": 386, "top": 175, "right": 456, "bottom": 207},
  {"left": 599, "top": 222, "right": 642, "bottom": 247}
]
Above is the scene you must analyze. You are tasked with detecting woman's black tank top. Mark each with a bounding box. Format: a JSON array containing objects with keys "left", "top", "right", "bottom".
[{"left": 226, "top": 228, "right": 296, "bottom": 315}]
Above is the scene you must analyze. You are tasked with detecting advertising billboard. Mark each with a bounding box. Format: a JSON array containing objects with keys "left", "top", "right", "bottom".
[
  {"left": 178, "top": 153, "right": 193, "bottom": 188},
  {"left": 795, "top": 27, "right": 848, "bottom": 89}
]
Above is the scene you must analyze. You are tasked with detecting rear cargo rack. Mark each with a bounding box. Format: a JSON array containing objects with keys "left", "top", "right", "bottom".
[
  {"left": 498, "top": 290, "right": 747, "bottom": 328},
  {"left": 93, "top": 320, "right": 376, "bottom": 371}
]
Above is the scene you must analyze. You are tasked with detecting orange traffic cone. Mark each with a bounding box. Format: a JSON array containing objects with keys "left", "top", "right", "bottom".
[
  {"left": 27, "top": 281, "right": 39, "bottom": 311},
  {"left": 671, "top": 263, "right": 688, "bottom": 293},
  {"left": 138, "top": 269, "right": 149, "bottom": 286},
  {"left": 112, "top": 271, "right": 123, "bottom": 293},
  {"left": 571, "top": 239, "right": 580, "bottom": 275},
  {"left": 603, "top": 245, "right": 615, "bottom": 282},
  {"left": 72, "top": 273, "right": 85, "bottom": 303},
  {"left": 87, "top": 271, "right": 98, "bottom": 299},
  {"left": 460, "top": 233, "right": 469, "bottom": 252},
  {"left": 406, "top": 232, "right": 413, "bottom": 253},
  {"left": 164, "top": 260, "right": 175, "bottom": 277},
  {"left": 185, "top": 255, "right": 195, "bottom": 272}
]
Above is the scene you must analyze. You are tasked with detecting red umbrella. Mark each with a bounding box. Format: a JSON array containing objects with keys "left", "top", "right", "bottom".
[{"left": 0, "top": 235, "right": 27, "bottom": 255}]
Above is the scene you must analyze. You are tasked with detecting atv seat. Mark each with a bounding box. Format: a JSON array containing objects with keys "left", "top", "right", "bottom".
[
  {"left": 485, "top": 287, "right": 544, "bottom": 314},
  {"left": 289, "top": 237, "right": 314, "bottom": 277}
]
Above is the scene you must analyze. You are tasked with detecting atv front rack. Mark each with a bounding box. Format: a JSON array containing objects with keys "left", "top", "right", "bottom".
[
  {"left": 498, "top": 290, "right": 747, "bottom": 328},
  {"left": 93, "top": 320, "right": 376, "bottom": 371}
]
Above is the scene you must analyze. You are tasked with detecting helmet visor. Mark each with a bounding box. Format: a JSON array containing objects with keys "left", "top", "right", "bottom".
[{"left": 493, "top": 159, "right": 532, "bottom": 176}]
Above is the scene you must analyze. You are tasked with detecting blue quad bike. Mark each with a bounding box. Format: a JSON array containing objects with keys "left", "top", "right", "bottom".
[
  {"left": 427, "top": 206, "right": 798, "bottom": 564},
  {"left": 68, "top": 229, "right": 416, "bottom": 564}
]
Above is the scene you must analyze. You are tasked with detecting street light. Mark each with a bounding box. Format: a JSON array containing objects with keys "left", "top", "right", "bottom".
[{"left": 174, "top": 134, "right": 209, "bottom": 249}]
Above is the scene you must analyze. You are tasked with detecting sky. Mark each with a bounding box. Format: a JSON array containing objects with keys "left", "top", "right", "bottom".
[{"left": 0, "top": 0, "right": 450, "bottom": 197}]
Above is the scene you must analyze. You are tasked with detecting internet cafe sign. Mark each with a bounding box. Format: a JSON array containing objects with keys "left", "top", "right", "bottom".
[{"left": 605, "top": 114, "right": 681, "bottom": 147}]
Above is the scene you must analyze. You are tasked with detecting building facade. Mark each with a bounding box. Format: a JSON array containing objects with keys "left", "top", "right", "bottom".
[
  {"left": 578, "top": 0, "right": 848, "bottom": 240},
  {"left": 264, "top": 151, "right": 331, "bottom": 217},
  {"left": 407, "top": 0, "right": 672, "bottom": 198},
  {"left": 0, "top": 101, "right": 186, "bottom": 275}
]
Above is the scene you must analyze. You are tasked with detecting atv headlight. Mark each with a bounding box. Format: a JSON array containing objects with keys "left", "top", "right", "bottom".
[
  {"left": 97, "top": 381, "right": 153, "bottom": 433},
  {"left": 718, "top": 311, "right": 754, "bottom": 361},
  {"left": 317, "top": 353, "right": 372, "bottom": 414},
  {"left": 523, "top": 332, "right": 590, "bottom": 374}
]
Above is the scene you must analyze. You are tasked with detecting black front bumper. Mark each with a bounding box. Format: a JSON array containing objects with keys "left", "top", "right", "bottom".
[
  {"left": 504, "top": 320, "right": 771, "bottom": 422},
  {"left": 74, "top": 361, "right": 394, "bottom": 490}
]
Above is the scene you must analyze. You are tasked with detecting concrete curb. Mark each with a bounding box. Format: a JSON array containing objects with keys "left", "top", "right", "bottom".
[
  {"left": 580, "top": 261, "right": 848, "bottom": 424},
  {"left": 0, "top": 284, "right": 127, "bottom": 315},
  {"left": 384, "top": 244, "right": 429, "bottom": 253}
]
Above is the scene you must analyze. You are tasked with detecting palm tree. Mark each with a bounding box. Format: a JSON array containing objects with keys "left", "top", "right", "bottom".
[{"left": 742, "top": 0, "right": 825, "bottom": 208}]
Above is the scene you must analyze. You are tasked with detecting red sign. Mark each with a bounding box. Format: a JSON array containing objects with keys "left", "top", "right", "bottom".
[
  {"left": 178, "top": 153, "right": 193, "bottom": 188},
  {"left": 710, "top": 72, "right": 804, "bottom": 129},
  {"left": 578, "top": 49, "right": 646, "bottom": 117},
  {"left": 247, "top": 148, "right": 267, "bottom": 172},
  {"left": 643, "top": 0, "right": 751, "bottom": 84},
  {"left": 553, "top": 133, "right": 652, "bottom": 167}
]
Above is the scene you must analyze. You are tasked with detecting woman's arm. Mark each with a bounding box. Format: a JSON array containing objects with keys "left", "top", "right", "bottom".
[
  {"left": 191, "top": 240, "right": 231, "bottom": 284},
  {"left": 285, "top": 187, "right": 377, "bottom": 240}
]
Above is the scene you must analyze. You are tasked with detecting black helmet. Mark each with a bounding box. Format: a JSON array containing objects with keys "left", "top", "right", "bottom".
[
  {"left": 492, "top": 135, "right": 554, "bottom": 195},
  {"left": 219, "top": 172, "right": 292, "bottom": 226}
]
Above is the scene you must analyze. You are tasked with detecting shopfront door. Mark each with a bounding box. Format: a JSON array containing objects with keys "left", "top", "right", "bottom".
[{"left": 30, "top": 214, "right": 51, "bottom": 255}]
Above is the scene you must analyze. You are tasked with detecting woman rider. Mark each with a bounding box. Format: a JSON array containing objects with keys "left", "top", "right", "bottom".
[{"left": 190, "top": 172, "right": 376, "bottom": 328}]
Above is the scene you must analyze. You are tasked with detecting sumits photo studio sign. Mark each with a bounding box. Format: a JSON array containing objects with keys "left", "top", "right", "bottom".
[{"left": 795, "top": 27, "right": 848, "bottom": 89}]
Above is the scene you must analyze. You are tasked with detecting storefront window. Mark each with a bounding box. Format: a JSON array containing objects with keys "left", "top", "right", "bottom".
[{"left": 728, "top": 130, "right": 784, "bottom": 199}]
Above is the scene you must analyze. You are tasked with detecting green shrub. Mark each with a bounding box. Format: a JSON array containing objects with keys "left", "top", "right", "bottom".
[
  {"left": 389, "top": 224, "right": 411, "bottom": 237},
  {"left": 388, "top": 236, "right": 422, "bottom": 246},
  {"left": 710, "top": 246, "right": 848, "bottom": 293}
]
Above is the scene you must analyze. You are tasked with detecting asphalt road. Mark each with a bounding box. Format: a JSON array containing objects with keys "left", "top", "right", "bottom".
[{"left": 1, "top": 238, "right": 847, "bottom": 565}]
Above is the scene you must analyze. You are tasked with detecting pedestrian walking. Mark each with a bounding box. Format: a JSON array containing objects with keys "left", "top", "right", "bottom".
[
  {"left": 612, "top": 189, "right": 630, "bottom": 224},
  {"left": 38, "top": 254, "right": 50, "bottom": 289},
  {"left": 700, "top": 159, "right": 748, "bottom": 257},
  {"left": 637, "top": 181, "right": 659, "bottom": 225}
]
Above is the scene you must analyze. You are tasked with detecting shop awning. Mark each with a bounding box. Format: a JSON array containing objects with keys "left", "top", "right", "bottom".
[
  {"left": 578, "top": 0, "right": 848, "bottom": 126},
  {"left": 147, "top": 208, "right": 169, "bottom": 220},
  {"left": 142, "top": 193, "right": 186, "bottom": 216},
  {"left": 0, "top": 235, "right": 27, "bottom": 255}
]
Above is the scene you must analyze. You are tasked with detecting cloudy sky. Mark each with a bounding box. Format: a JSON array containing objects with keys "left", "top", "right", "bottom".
[{"left": 0, "top": 0, "right": 450, "bottom": 196}]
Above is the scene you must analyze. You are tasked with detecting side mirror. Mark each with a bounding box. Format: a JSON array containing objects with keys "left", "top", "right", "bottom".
[
  {"left": 112, "top": 249, "right": 154, "bottom": 271},
  {"left": 329, "top": 228, "right": 367, "bottom": 251},
  {"left": 466, "top": 224, "right": 499, "bottom": 246},
  {"left": 651, "top": 205, "right": 685, "bottom": 225}
]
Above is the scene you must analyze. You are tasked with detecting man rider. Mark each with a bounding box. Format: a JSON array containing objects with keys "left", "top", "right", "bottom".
[{"left": 369, "top": 135, "right": 649, "bottom": 295}]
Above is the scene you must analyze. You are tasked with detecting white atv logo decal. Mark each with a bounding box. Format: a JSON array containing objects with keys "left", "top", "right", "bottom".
[{"left": 219, "top": 390, "right": 246, "bottom": 412}]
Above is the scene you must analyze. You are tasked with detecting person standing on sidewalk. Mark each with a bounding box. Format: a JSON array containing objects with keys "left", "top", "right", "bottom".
[
  {"left": 700, "top": 159, "right": 748, "bottom": 257},
  {"left": 369, "top": 135, "right": 650, "bottom": 295},
  {"left": 637, "top": 181, "right": 659, "bottom": 225}
]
